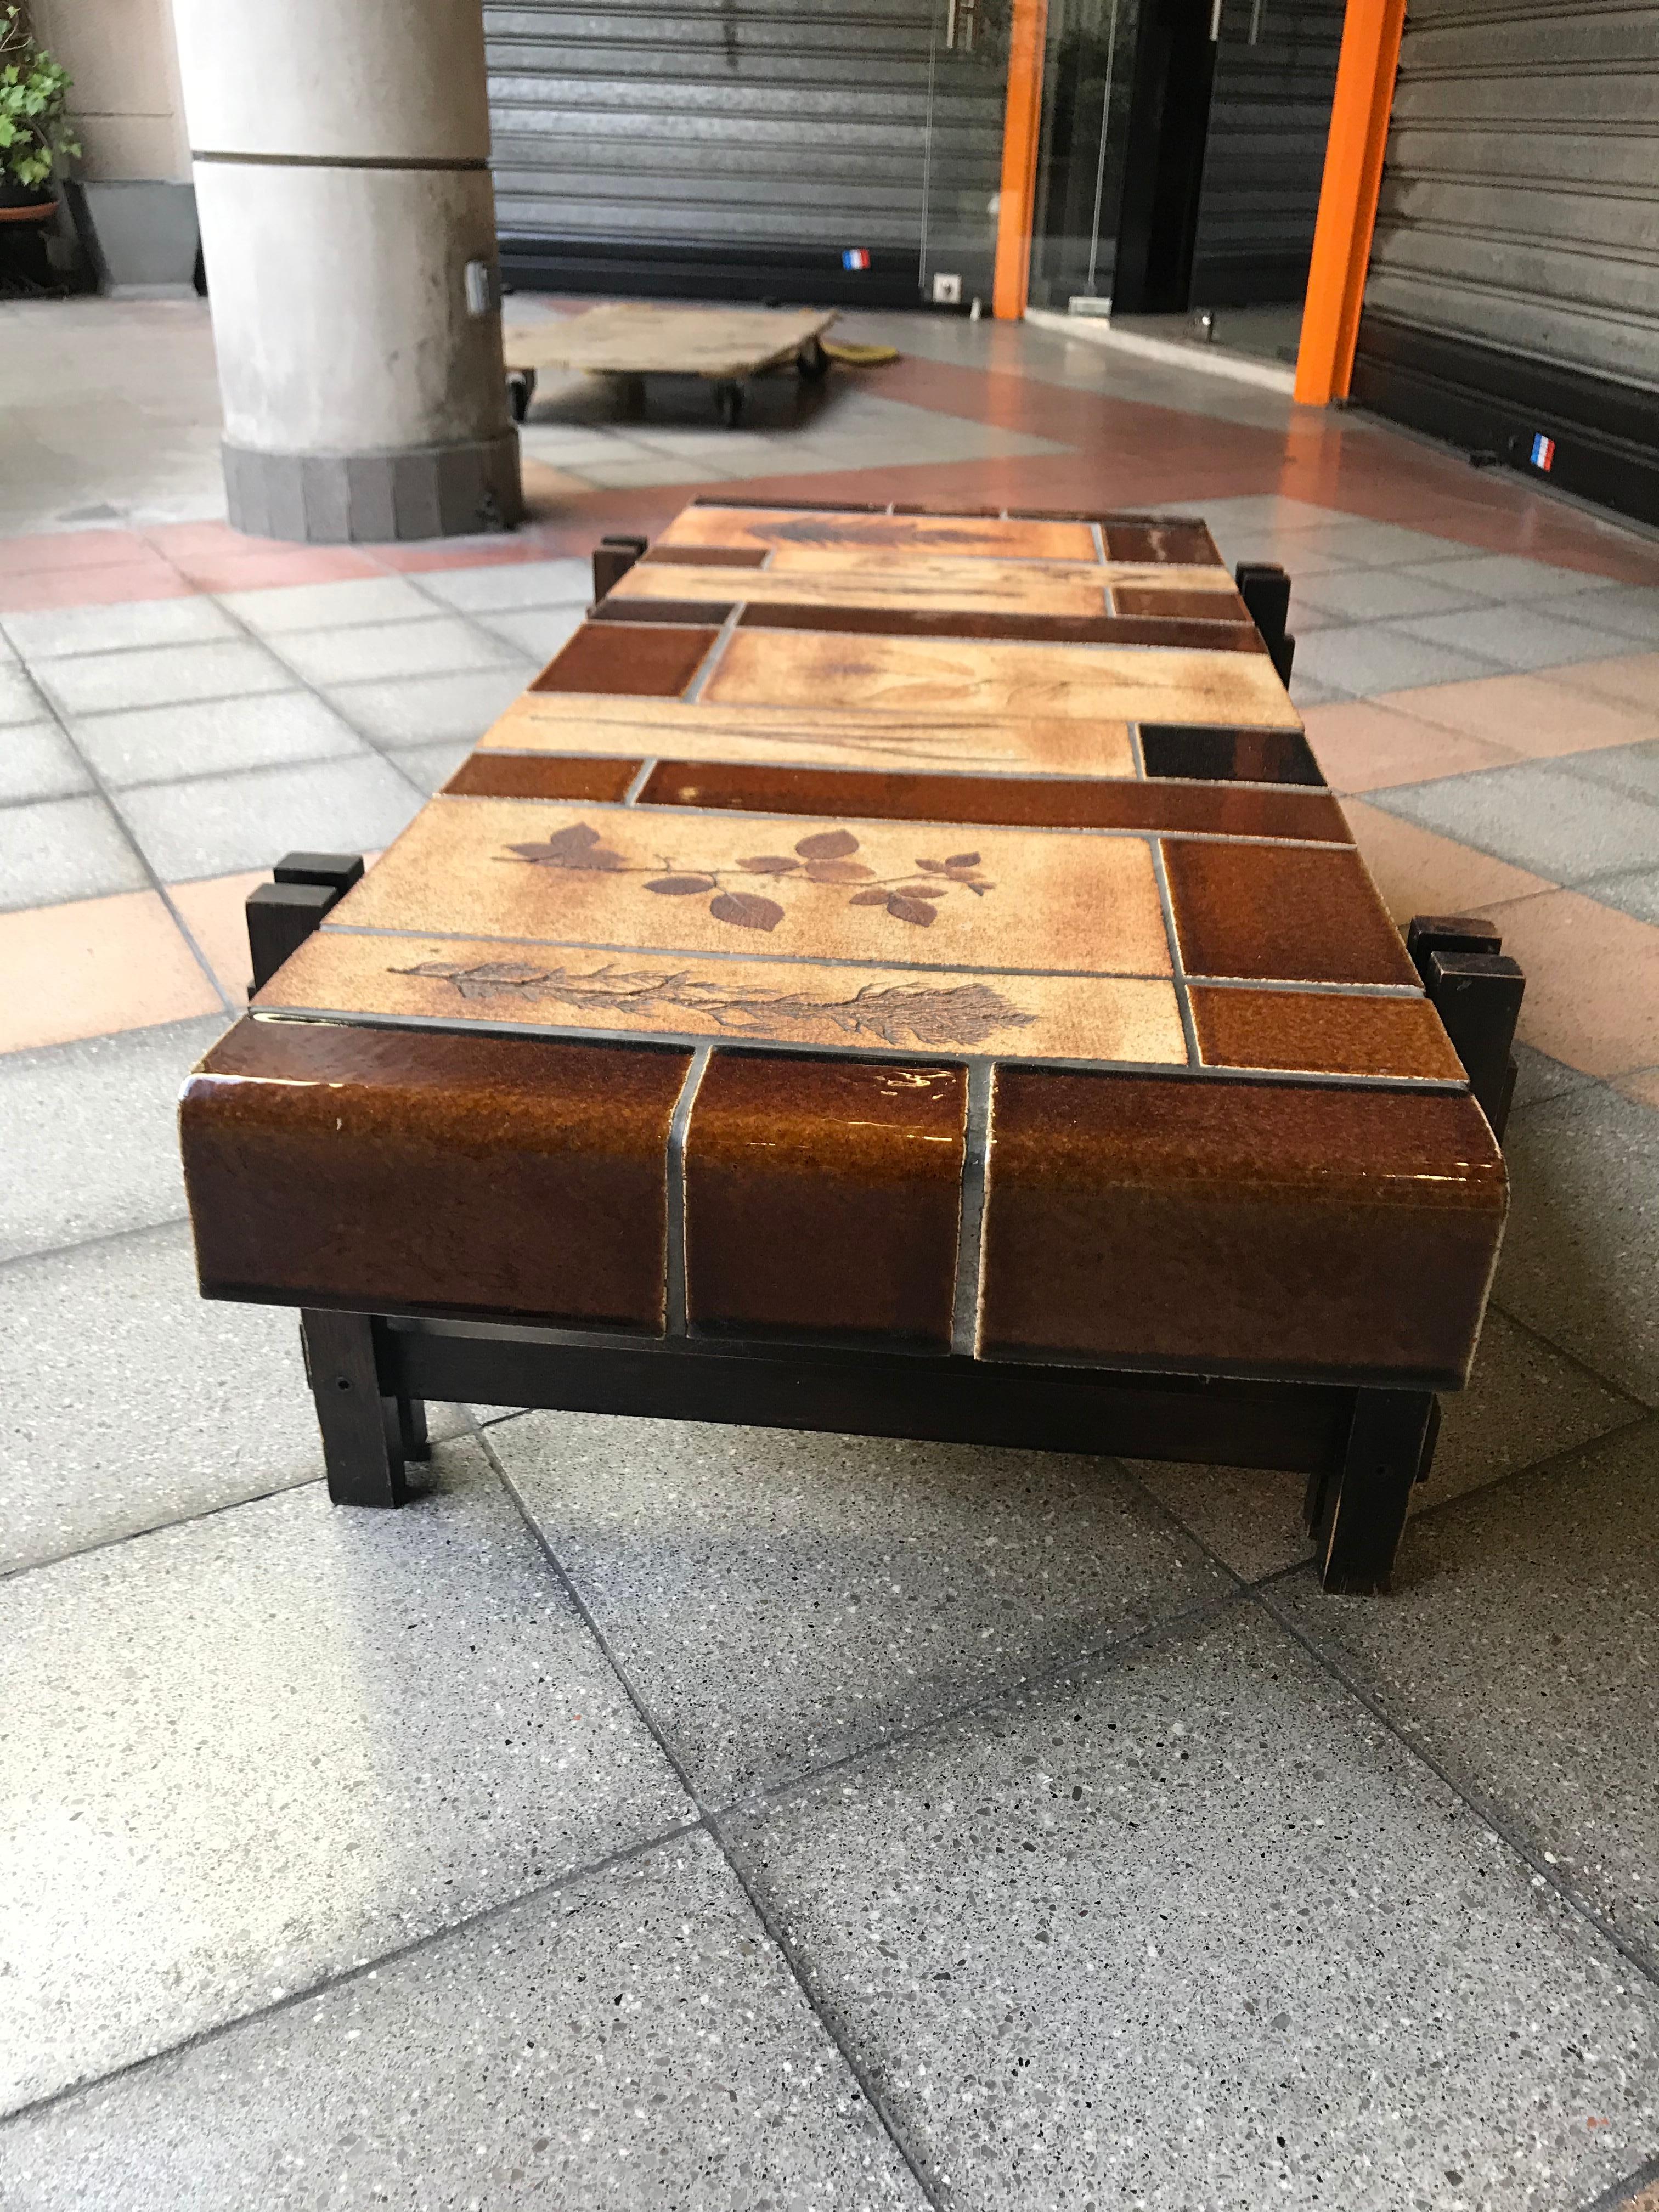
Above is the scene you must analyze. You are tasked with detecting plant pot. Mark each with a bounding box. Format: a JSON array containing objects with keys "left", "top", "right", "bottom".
[
  {"left": 0, "top": 187, "right": 57, "bottom": 222},
  {"left": 64, "top": 179, "right": 200, "bottom": 297}
]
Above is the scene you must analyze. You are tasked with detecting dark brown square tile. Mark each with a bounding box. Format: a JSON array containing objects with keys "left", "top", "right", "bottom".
[
  {"left": 1113, "top": 585, "right": 1251, "bottom": 623},
  {"left": 1139, "top": 726, "right": 1325, "bottom": 787},
  {"left": 979, "top": 1070, "right": 1506, "bottom": 1384},
  {"left": 1103, "top": 520, "right": 1223, "bottom": 565},
  {"left": 182, "top": 1018, "right": 691, "bottom": 1329},
  {"left": 685, "top": 1052, "right": 966, "bottom": 1346},
  {"left": 443, "top": 753, "right": 643, "bottom": 802},
  {"left": 1165, "top": 839, "right": 1420, "bottom": 985},
  {"left": 529, "top": 623, "right": 720, "bottom": 698},
  {"left": 1190, "top": 986, "right": 1464, "bottom": 1081}
]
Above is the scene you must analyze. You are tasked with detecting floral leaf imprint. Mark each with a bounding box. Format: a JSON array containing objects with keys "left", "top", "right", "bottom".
[{"left": 391, "top": 961, "right": 1037, "bottom": 1048}]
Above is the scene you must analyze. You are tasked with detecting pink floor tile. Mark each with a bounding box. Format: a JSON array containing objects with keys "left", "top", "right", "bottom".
[
  {"left": 0, "top": 563, "right": 195, "bottom": 614},
  {"left": 0, "top": 528, "right": 157, "bottom": 576},
  {"left": 1483, "top": 889, "right": 1659, "bottom": 1079},
  {"left": 0, "top": 890, "right": 225, "bottom": 1055}
]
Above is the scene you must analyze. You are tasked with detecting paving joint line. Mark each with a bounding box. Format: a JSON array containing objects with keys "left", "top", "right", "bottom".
[{"left": 1583, "top": 2147, "right": 1659, "bottom": 2212}]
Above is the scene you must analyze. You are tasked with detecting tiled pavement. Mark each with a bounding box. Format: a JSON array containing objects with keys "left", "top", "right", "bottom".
[{"left": 2, "top": 301, "right": 1658, "bottom": 2211}]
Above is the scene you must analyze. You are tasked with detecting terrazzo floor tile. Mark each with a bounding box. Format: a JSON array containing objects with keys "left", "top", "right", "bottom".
[
  {"left": 269, "top": 614, "right": 522, "bottom": 688},
  {"left": 493, "top": 1412, "right": 1231, "bottom": 1804},
  {"left": 1509, "top": 1039, "right": 1601, "bottom": 1110},
  {"left": 0, "top": 1440, "right": 693, "bottom": 2114},
  {"left": 219, "top": 574, "right": 444, "bottom": 633},
  {"left": 0, "top": 1221, "right": 466, "bottom": 1575},
  {"left": 1482, "top": 890, "right": 1659, "bottom": 1079},
  {"left": 1492, "top": 1081, "right": 1659, "bottom": 1402},
  {"left": 1551, "top": 654, "right": 1659, "bottom": 713},
  {"left": 726, "top": 1607, "right": 1659, "bottom": 2212},
  {"left": 1368, "top": 764, "right": 1659, "bottom": 884},
  {"left": 0, "top": 888, "right": 222, "bottom": 1054},
  {"left": 3, "top": 595, "right": 234, "bottom": 659},
  {"left": 1585, "top": 869, "right": 1659, "bottom": 928},
  {"left": 0, "top": 792, "right": 147, "bottom": 912},
  {"left": 1537, "top": 588, "right": 1659, "bottom": 648},
  {"left": 1396, "top": 606, "right": 1640, "bottom": 676},
  {"left": 325, "top": 664, "right": 536, "bottom": 746},
  {"left": 475, "top": 603, "right": 588, "bottom": 663},
  {"left": 1301, "top": 698, "right": 1520, "bottom": 794},
  {"left": 1290, "top": 623, "right": 1505, "bottom": 699},
  {"left": 387, "top": 736, "right": 473, "bottom": 794},
  {"left": 1318, "top": 797, "right": 1553, "bottom": 925},
  {"left": 412, "top": 555, "right": 593, "bottom": 614},
  {"left": 0, "top": 663, "right": 48, "bottom": 724},
  {"left": 0, "top": 1013, "right": 228, "bottom": 1260},
  {"left": 67, "top": 689, "right": 368, "bottom": 787},
  {"left": 0, "top": 719, "right": 90, "bottom": 804},
  {"left": 113, "top": 751, "right": 423, "bottom": 879},
  {"left": 1295, "top": 567, "right": 1486, "bottom": 624},
  {"left": 1274, "top": 1419, "right": 1659, "bottom": 1972},
  {"left": 1373, "top": 672, "right": 1659, "bottom": 763},
  {"left": 34, "top": 638, "right": 295, "bottom": 716},
  {"left": 0, "top": 1831, "right": 924, "bottom": 2212},
  {"left": 1131, "top": 1308, "right": 1642, "bottom": 1582},
  {"left": 1568, "top": 741, "right": 1659, "bottom": 806},
  {"left": 1400, "top": 553, "right": 1630, "bottom": 602}
]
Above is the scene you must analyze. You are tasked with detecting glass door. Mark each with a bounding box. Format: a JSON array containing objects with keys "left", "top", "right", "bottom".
[
  {"left": 918, "top": 0, "right": 1013, "bottom": 313},
  {"left": 1028, "top": 0, "right": 1141, "bottom": 312}
]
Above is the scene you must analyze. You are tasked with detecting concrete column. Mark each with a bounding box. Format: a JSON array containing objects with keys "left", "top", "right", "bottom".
[{"left": 170, "top": 0, "right": 522, "bottom": 541}]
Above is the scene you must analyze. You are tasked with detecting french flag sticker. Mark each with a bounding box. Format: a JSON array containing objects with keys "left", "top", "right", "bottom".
[
  {"left": 842, "top": 248, "right": 871, "bottom": 272},
  {"left": 1531, "top": 433, "right": 1556, "bottom": 472}
]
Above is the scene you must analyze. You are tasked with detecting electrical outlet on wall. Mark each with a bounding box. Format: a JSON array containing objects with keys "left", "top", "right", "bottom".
[{"left": 931, "top": 272, "right": 962, "bottom": 306}]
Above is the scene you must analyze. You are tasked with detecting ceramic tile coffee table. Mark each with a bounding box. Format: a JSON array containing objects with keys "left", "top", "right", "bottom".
[{"left": 181, "top": 499, "right": 1525, "bottom": 1593}]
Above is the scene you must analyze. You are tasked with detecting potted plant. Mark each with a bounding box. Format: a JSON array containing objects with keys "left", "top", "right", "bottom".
[{"left": 0, "top": 4, "right": 78, "bottom": 218}]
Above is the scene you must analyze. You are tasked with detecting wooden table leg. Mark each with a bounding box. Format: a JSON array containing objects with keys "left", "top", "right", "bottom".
[
  {"left": 300, "top": 1310, "right": 409, "bottom": 1508},
  {"left": 1306, "top": 1387, "right": 1440, "bottom": 1594}
]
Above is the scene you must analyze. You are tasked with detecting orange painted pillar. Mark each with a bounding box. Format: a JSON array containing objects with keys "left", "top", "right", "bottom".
[
  {"left": 992, "top": 0, "right": 1050, "bottom": 320},
  {"left": 1294, "top": 0, "right": 1407, "bottom": 405}
]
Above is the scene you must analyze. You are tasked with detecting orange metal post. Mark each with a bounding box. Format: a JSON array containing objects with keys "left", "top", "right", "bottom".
[
  {"left": 992, "top": 0, "right": 1051, "bottom": 320},
  {"left": 1294, "top": 0, "right": 1407, "bottom": 405}
]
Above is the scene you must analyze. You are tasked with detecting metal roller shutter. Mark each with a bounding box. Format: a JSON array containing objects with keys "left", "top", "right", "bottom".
[
  {"left": 1189, "top": 0, "right": 1346, "bottom": 306},
  {"left": 486, "top": 0, "right": 1009, "bottom": 308},
  {"left": 1352, "top": 0, "right": 1659, "bottom": 528}
]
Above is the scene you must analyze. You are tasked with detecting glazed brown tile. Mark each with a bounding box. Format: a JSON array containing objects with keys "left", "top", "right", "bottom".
[
  {"left": 1139, "top": 725, "right": 1324, "bottom": 787},
  {"left": 639, "top": 759, "right": 1352, "bottom": 843},
  {"left": 979, "top": 1069, "right": 1506, "bottom": 1384},
  {"left": 732, "top": 603, "right": 1265, "bottom": 652},
  {"left": 180, "top": 1017, "right": 691, "bottom": 1328},
  {"left": 529, "top": 621, "right": 720, "bottom": 698},
  {"left": 657, "top": 503, "right": 1100, "bottom": 564},
  {"left": 1164, "top": 839, "right": 1419, "bottom": 985},
  {"left": 619, "top": 552, "right": 1113, "bottom": 618},
  {"left": 1113, "top": 585, "right": 1251, "bottom": 623},
  {"left": 589, "top": 596, "right": 736, "bottom": 628},
  {"left": 443, "top": 752, "right": 643, "bottom": 802},
  {"left": 1103, "top": 520, "right": 1222, "bottom": 566},
  {"left": 684, "top": 1052, "right": 966, "bottom": 1345},
  {"left": 1190, "top": 986, "right": 1465, "bottom": 1082},
  {"left": 638, "top": 544, "right": 768, "bottom": 568}
]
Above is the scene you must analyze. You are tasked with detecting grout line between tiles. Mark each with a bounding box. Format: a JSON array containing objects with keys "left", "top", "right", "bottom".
[
  {"left": 1583, "top": 2148, "right": 1659, "bottom": 2212},
  {"left": 0, "top": 1471, "right": 328, "bottom": 1587},
  {"left": 664, "top": 1044, "right": 712, "bottom": 1338},
  {"left": 0, "top": 1210, "right": 192, "bottom": 1279},
  {"left": 479, "top": 1428, "right": 951, "bottom": 2211},
  {"left": 1149, "top": 838, "right": 1200, "bottom": 1068}
]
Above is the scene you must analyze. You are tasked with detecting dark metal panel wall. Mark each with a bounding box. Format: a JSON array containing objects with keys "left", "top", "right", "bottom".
[
  {"left": 486, "top": 0, "right": 1008, "bottom": 304},
  {"left": 1351, "top": 0, "right": 1659, "bottom": 527},
  {"left": 1190, "top": 0, "right": 1346, "bottom": 306}
]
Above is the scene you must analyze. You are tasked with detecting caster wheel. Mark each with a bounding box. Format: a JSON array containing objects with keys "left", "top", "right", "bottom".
[
  {"left": 797, "top": 338, "right": 830, "bottom": 383},
  {"left": 715, "top": 380, "right": 744, "bottom": 429},
  {"left": 506, "top": 370, "right": 535, "bottom": 423}
]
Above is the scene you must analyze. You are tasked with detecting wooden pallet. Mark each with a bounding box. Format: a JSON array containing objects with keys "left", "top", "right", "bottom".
[{"left": 502, "top": 303, "right": 839, "bottom": 426}]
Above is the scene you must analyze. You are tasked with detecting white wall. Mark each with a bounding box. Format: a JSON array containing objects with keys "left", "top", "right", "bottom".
[{"left": 27, "top": 0, "right": 189, "bottom": 183}]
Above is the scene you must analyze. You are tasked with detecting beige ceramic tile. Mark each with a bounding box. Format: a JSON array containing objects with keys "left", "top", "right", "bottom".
[
  {"left": 1302, "top": 699, "right": 1521, "bottom": 794},
  {"left": 0, "top": 889, "right": 223, "bottom": 1053},
  {"left": 658, "top": 504, "right": 1101, "bottom": 563},
  {"left": 483, "top": 694, "right": 1140, "bottom": 779},
  {"left": 1372, "top": 670, "right": 1659, "bottom": 759},
  {"left": 332, "top": 799, "right": 1177, "bottom": 979},
  {"left": 1482, "top": 889, "right": 1659, "bottom": 1078},
  {"left": 1340, "top": 799, "right": 1554, "bottom": 926},
  {"left": 167, "top": 868, "right": 268, "bottom": 1005},
  {"left": 259, "top": 930, "right": 1187, "bottom": 1066}
]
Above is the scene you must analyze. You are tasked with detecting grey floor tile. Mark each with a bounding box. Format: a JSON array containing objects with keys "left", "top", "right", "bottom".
[
  {"left": 219, "top": 575, "right": 443, "bottom": 634},
  {"left": 69, "top": 689, "right": 366, "bottom": 788},
  {"left": 1132, "top": 1308, "right": 1641, "bottom": 1581},
  {"left": 0, "top": 1440, "right": 693, "bottom": 2114},
  {"left": 0, "top": 662, "right": 49, "bottom": 725},
  {"left": 1291, "top": 622, "right": 1504, "bottom": 699},
  {"left": 1368, "top": 764, "right": 1659, "bottom": 884},
  {"left": 1584, "top": 868, "right": 1659, "bottom": 928},
  {"left": 387, "top": 736, "right": 472, "bottom": 794},
  {"left": 494, "top": 1412, "right": 1231, "bottom": 1804},
  {"left": 114, "top": 752, "right": 422, "bottom": 879},
  {"left": 1274, "top": 1418, "right": 1659, "bottom": 1972},
  {"left": 476, "top": 604, "right": 585, "bottom": 664},
  {"left": 326, "top": 664, "right": 535, "bottom": 746},
  {"left": 0, "top": 719, "right": 91, "bottom": 804},
  {"left": 1304, "top": 518, "right": 1483, "bottom": 565},
  {"left": 0, "top": 1830, "right": 923, "bottom": 2211},
  {"left": 1396, "top": 605, "right": 1640, "bottom": 675},
  {"left": 728, "top": 1607, "right": 1659, "bottom": 2212},
  {"left": 413, "top": 555, "right": 594, "bottom": 614},
  {"left": 1535, "top": 586, "right": 1659, "bottom": 648},
  {"left": 34, "top": 639, "right": 295, "bottom": 717},
  {"left": 0, "top": 792, "right": 146, "bottom": 912},
  {"left": 0, "top": 1014, "right": 225, "bottom": 1263},
  {"left": 1286, "top": 670, "right": 1348, "bottom": 708},
  {"left": 1494, "top": 1083, "right": 1659, "bottom": 1403},
  {"left": 4, "top": 595, "right": 235, "bottom": 661},
  {"left": 1400, "top": 553, "right": 1630, "bottom": 602},
  {"left": 1509, "top": 1039, "right": 1601, "bottom": 1111},
  {"left": 0, "top": 1221, "right": 466, "bottom": 1575},
  {"left": 270, "top": 615, "right": 520, "bottom": 688},
  {"left": 1566, "top": 741, "right": 1659, "bottom": 806},
  {"left": 1294, "top": 567, "right": 1485, "bottom": 623}
]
